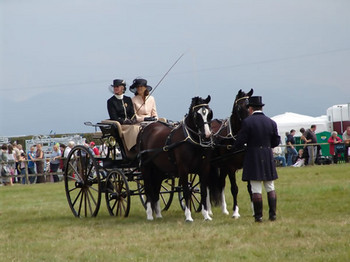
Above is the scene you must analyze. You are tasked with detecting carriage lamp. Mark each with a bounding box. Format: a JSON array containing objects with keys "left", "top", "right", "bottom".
[{"left": 108, "top": 136, "right": 116, "bottom": 147}]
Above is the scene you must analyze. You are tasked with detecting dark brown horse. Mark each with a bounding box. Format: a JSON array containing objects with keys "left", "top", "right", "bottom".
[
  {"left": 138, "top": 96, "right": 214, "bottom": 221},
  {"left": 209, "top": 89, "right": 253, "bottom": 218}
]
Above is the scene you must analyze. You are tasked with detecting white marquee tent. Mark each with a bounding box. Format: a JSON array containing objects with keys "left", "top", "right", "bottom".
[{"left": 271, "top": 112, "right": 330, "bottom": 143}]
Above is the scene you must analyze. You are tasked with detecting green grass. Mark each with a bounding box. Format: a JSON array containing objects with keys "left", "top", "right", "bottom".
[{"left": 1, "top": 164, "right": 350, "bottom": 262}]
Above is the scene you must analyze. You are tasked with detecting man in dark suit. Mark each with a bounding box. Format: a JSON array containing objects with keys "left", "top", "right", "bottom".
[
  {"left": 233, "top": 96, "right": 280, "bottom": 222},
  {"left": 107, "top": 79, "right": 135, "bottom": 124}
]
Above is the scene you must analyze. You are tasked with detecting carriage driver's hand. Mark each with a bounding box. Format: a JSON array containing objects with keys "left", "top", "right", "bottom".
[{"left": 123, "top": 119, "right": 133, "bottom": 125}]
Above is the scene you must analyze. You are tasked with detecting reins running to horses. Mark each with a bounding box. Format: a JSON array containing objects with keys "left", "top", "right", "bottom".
[
  {"left": 138, "top": 106, "right": 213, "bottom": 166},
  {"left": 139, "top": 116, "right": 212, "bottom": 157},
  {"left": 211, "top": 93, "right": 251, "bottom": 155},
  {"left": 213, "top": 95, "right": 249, "bottom": 140},
  {"left": 210, "top": 147, "right": 246, "bottom": 164}
]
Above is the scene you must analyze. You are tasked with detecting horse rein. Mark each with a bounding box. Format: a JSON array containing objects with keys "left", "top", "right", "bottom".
[{"left": 138, "top": 110, "right": 213, "bottom": 164}]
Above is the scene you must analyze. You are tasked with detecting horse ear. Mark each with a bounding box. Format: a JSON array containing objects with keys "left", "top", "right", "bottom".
[
  {"left": 248, "top": 88, "right": 254, "bottom": 97},
  {"left": 208, "top": 109, "right": 213, "bottom": 120},
  {"left": 204, "top": 95, "right": 211, "bottom": 104}
]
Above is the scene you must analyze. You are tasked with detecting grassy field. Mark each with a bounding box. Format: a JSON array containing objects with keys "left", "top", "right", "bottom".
[{"left": 1, "top": 164, "right": 350, "bottom": 262}]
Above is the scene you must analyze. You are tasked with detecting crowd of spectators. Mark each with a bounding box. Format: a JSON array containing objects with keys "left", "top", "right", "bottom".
[
  {"left": 0, "top": 141, "right": 76, "bottom": 186},
  {"left": 0, "top": 140, "right": 110, "bottom": 186},
  {"left": 1, "top": 125, "right": 349, "bottom": 185},
  {"left": 273, "top": 125, "right": 350, "bottom": 167}
]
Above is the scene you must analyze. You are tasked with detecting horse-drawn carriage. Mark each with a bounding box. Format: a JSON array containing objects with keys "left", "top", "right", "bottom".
[
  {"left": 63, "top": 90, "right": 253, "bottom": 221},
  {"left": 63, "top": 120, "right": 204, "bottom": 218}
]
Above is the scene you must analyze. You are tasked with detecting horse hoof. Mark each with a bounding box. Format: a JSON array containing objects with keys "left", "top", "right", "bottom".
[
  {"left": 185, "top": 218, "right": 194, "bottom": 222},
  {"left": 232, "top": 212, "right": 241, "bottom": 219},
  {"left": 223, "top": 210, "right": 229, "bottom": 215},
  {"left": 232, "top": 207, "right": 240, "bottom": 218},
  {"left": 204, "top": 217, "right": 212, "bottom": 221}
]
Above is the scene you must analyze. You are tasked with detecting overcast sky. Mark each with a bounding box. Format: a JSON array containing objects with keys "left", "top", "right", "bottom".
[{"left": 1, "top": 0, "right": 349, "bottom": 136}]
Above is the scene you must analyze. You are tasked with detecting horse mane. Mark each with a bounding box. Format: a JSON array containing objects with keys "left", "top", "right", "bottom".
[
  {"left": 232, "top": 89, "right": 243, "bottom": 113},
  {"left": 188, "top": 96, "right": 211, "bottom": 114}
]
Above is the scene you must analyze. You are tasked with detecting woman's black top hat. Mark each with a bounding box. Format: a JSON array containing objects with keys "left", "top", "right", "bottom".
[
  {"left": 248, "top": 96, "right": 265, "bottom": 107},
  {"left": 129, "top": 78, "right": 152, "bottom": 94},
  {"left": 112, "top": 79, "right": 126, "bottom": 87}
]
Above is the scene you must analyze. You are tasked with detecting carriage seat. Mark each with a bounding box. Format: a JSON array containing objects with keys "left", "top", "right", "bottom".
[
  {"left": 100, "top": 120, "right": 141, "bottom": 159},
  {"left": 100, "top": 119, "right": 124, "bottom": 139}
]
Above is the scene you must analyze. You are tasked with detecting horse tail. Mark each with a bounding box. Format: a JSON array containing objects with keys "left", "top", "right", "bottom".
[{"left": 208, "top": 166, "right": 224, "bottom": 206}]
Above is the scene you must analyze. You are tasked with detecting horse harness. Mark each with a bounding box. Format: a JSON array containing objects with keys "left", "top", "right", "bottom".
[
  {"left": 210, "top": 95, "right": 250, "bottom": 163},
  {"left": 139, "top": 104, "right": 213, "bottom": 167}
]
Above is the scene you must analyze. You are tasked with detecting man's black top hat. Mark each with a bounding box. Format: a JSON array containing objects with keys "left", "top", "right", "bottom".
[{"left": 248, "top": 96, "right": 265, "bottom": 107}]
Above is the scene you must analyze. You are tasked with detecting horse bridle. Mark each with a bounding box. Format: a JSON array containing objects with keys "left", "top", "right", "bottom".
[
  {"left": 191, "top": 103, "right": 212, "bottom": 126},
  {"left": 213, "top": 95, "right": 250, "bottom": 147},
  {"left": 183, "top": 103, "right": 213, "bottom": 147},
  {"left": 233, "top": 95, "right": 249, "bottom": 123}
]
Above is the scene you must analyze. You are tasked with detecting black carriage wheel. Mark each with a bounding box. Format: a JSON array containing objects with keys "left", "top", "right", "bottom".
[
  {"left": 63, "top": 145, "right": 102, "bottom": 217},
  {"left": 160, "top": 177, "right": 175, "bottom": 211},
  {"left": 105, "top": 170, "right": 130, "bottom": 217},
  {"left": 178, "top": 173, "right": 202, "bottom": 212},
  {"left": 136, "top": 176, "right": 175, "bottom": 211}
]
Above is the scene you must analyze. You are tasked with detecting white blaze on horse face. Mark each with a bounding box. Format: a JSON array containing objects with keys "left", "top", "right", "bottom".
[{"left": 197, "top": 108, "right": 211, "bottom": 138}]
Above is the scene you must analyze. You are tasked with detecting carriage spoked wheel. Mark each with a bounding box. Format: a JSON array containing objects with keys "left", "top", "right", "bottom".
[
  {"left": 105, "top": 169, "right": 130, "bottom": 217},
  {"left": 136, "top": 176, "right": 175, "bottom": 211},
  {"left": 64, "top": 145, "right": 102, "bottom": 217},
  {"left": 178, "top": 173, "right": 201, "bottom": 212}
]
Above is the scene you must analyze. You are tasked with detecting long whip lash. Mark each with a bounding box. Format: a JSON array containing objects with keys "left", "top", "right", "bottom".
[
  {"left": 149, "top": 52, "right": 185, "bottom": 97},
  {"left": 132, "top": 52, "right": 186, "bottom": 119}
]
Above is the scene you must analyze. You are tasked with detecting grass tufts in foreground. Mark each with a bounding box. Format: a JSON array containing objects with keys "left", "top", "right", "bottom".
[{"left": 0, "top": 164, "right": 350, "bottom": 261}]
